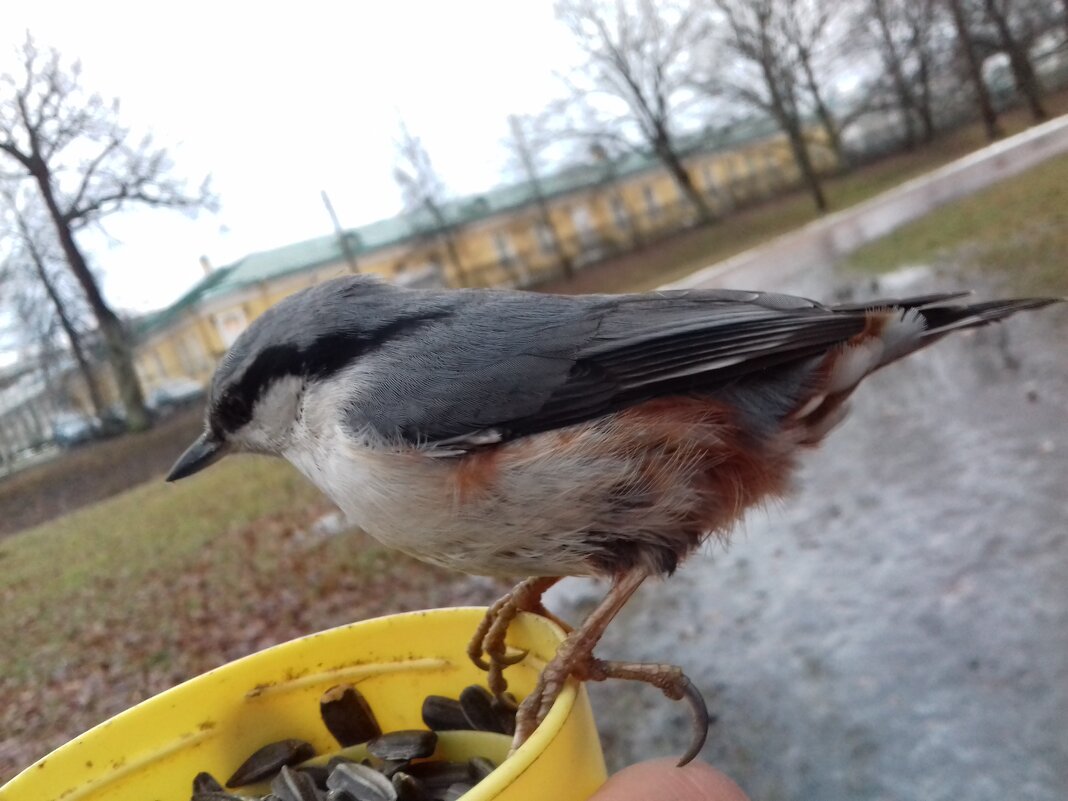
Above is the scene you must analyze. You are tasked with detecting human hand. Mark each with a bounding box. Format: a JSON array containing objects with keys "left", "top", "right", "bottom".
[{"left": 589, "top": 757, "right": 749, "bottom": 801}]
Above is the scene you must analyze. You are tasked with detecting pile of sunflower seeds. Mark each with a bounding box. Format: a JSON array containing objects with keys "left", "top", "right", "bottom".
[{"left": 188, "top": 684, "right": 518, "bottom": 801}]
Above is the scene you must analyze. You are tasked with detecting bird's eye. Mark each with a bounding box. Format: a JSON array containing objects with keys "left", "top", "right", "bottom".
[{"left": 213, "top": 388, "right": 254, "bottom": 433}]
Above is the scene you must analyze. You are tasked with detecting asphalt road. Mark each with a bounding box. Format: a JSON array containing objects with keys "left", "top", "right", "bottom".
[{"left": 547, "top": 263, "right": 1068, "bottom": 801}]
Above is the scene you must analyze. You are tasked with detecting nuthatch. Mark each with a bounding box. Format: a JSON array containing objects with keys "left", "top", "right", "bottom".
[{"left": 168, "top": 275, "right": 1058, "bottom": 764}]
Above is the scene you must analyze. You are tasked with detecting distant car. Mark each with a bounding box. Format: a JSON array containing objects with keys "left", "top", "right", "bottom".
[
  {"left": 146, "top": 379, "right": 205, "bottom": 417},
  {"left": 51, "top": 412, "right": 100, "bottom": 449}
]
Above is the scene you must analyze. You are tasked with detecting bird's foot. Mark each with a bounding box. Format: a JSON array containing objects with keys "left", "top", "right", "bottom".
[
  {"left": 511, "top": 652, "right": 710, "bottom": 766},
  {"left": 585, "top": 659, "right": 711, "bottom": 766},
  {"left": 467, "top": 576, "right": 562, "bottom": 696}
]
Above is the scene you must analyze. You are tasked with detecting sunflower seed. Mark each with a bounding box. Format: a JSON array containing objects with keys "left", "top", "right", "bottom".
[
  {"left": 193, "top": 772, "right": 227, "bottom": 795},
  {"left": 458, "top": 686, "right": 504, "bottom": 733},
  {"left": 490, "top": 693, "right": 517, "bottom": 736},
  {"left": 366, "top": 730, "right": 437, "bottom": 761},
  {"left": 271, "top": 766, "right": 321, "bottom": 801},
  {"left": 375, "top": 759, "right": 409, "bottom": 779},
  {"left": 439, "top": 783, "right": 473, "bottom": 801},
  {"left": 326, "top": 756, "right": 358, "bottom": 773},
  {"left": 420, "top": 696, "right": 472, "bottom": 732},
  {"left": 466, "top": 756, "right": 496, "bottom": 782},
  {"left": 320, "top": 685, "right": 382, "bottom": 747},
  {"left": 226, "top": 739, "right": 316, "bottom": 787},
  {"left": 390, "top": 772, "right": 432, "bottom": 801},
  {"left": 326, "top": 762, "right": 397, "bottom": 801},
  {"left": 402, "top": 761, "right": 472, "bottom": 792},
  {"left": 296, "top": 765, "right": 331, "bottom": 789}
]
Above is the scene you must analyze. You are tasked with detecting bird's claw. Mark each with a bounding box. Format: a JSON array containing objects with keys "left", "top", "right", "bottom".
[
  {"left": 668, "top": 674, "right": 711, "bottom": 767},
  {"left": 581, "top": 658, "right": 711, "bottom": 766}
]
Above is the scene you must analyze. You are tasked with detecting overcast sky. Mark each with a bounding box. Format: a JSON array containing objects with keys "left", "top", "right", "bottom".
[{"left": 2, "top": 1, "right": 580, "bottom": 315}]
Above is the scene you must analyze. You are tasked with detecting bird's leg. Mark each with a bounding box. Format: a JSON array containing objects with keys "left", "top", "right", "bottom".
[
  {"left": 512, "top": 570, "right": 647, "bottom": 750},
  {"left": 468, "top": 576, "right": 563, "bottom": 696},
  {"left": 582, "top": 659, "right": 710, "bottom": 766}
]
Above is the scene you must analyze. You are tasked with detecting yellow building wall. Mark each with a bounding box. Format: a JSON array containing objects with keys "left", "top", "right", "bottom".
[{"left": 134, "top": 127, "right": 839, "bottom": 390}]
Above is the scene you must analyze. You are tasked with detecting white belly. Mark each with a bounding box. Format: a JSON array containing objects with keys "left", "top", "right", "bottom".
[{"left": 284, "top": 432, "right": 603, "bottom": 577}]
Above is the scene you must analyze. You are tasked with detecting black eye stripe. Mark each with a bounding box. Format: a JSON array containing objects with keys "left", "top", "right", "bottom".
[{"left": 211, "top": 310, "right": 451, "bottom": 434}]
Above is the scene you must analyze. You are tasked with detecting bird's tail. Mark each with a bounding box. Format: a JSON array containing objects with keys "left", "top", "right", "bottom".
[
  {"left": 910, "top": 296, "right": 1062, "bottom": 338},
  {"left": 836, "top": 292, "right": 1061, "bottom": 369}
]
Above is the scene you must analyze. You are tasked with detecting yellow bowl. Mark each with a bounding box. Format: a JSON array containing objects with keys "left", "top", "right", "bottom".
[{"left": 0, "top": 608, "right": 606, "bottom": 801}]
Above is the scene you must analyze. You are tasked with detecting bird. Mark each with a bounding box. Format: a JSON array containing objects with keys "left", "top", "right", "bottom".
[{"left": 167, "top": 274, "right": 1058, "bottom": 765}]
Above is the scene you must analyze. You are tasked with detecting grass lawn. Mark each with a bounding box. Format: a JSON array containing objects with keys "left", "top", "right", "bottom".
[
  {"left": 846, "top": 152, "right": 1068, "bottom": 296},
  {"left": 0, "top": 453, "right": 501, "bottom": 778},
  {"left": 4, "top": 95, "right": 1066, "bottom": 782}
]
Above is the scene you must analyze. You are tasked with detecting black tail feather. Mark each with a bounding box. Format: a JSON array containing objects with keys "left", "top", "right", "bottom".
[{"left": 916, "top": 297, "right": 1061, "bottom": 337}]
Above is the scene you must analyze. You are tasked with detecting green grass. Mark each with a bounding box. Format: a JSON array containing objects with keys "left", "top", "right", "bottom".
[
  {"left": 0, "top": 456, "right": 318, "bottom": 623},
  {"left": 847, "top": 152, "right": 1068, "bottom": 296},
  {"left": 0, "top": 455, "right": 499, "bottom": 779}
]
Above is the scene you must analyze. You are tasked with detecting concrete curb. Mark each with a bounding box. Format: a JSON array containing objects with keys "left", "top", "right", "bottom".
[{"left": 664, "top": 114, "right": 1068, "bottom": 291}]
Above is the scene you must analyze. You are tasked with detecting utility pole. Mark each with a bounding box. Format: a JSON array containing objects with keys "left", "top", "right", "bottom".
[{"left": 321, "top": 190, "right": 360, "bottom": 274}]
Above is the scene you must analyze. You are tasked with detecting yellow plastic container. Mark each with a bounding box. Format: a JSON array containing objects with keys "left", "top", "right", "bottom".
[{"left": 1, "top": 608, "right": 606, "bottom": 801}]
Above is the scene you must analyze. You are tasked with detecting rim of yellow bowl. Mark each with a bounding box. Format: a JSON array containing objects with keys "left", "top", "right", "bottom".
[{"left": 0, "top": 607, "right": 586, "bottom": 801}]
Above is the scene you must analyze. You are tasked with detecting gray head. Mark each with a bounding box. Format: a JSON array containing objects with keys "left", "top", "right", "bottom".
[{"left": 166, "top": 274, "right": 433, "bottom": 481}]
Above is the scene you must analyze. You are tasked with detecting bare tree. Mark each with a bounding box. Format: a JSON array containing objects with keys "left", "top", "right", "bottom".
[
  {"left": 781, "top": 0, "right": 846, "bottom": 162},
  {"left": 393, "top": 121, "right": 469, "bottom": 286},
  {"left": 505, "top": 115, "right": 574, "bottom": 278},
  {"left": 555, "top": 0, "right": 714, "bottom": 223},
  {"left": 981, "top": 0, "right": 1047, "bottom": 120},
  {"left": 846, "top": 0, "right": 954, "bottom": 150},
  {"left": 588, "top": 139, "right": 646, "bottom": 247},
  {"left": 903, "top": 0, "right": 943, "bottom": 142},
  {"left": 946, "top": 0, "right": 1003, "bottom": 141},
  {"left": 711, "top": 0, "right": 829, "bottom": 211},
  {"left": 1, "top": 191, "right": 105, "bottom": 419},
  {"left": 0, "top": 35, "right": 215, "bottom": 431}
]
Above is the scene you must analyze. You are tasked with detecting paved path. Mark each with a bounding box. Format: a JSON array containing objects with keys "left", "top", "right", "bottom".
[{"left": 548, "top": 263, "right": 1068, "bottom": 801}]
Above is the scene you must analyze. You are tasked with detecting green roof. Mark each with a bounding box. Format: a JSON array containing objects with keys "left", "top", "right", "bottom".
[{"left": 135, "top": 118, "right": 782, "bottom": 341}]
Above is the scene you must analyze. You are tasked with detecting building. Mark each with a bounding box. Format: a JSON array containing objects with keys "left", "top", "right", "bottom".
[
  {"left": 0, "top": 119, "right": 835, "bottom": 455},
  {"left": 132, "top": 121, "right": 834, "bottom": 398}
]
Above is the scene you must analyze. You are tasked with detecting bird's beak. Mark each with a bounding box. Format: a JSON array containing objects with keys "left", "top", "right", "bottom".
[{"left": 166, "top": 432, "right": 228, "bottom": 482}]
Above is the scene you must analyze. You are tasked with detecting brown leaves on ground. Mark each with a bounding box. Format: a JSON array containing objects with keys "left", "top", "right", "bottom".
[{"left": 0, "top": 501, "right": 506, "bottom": 782}]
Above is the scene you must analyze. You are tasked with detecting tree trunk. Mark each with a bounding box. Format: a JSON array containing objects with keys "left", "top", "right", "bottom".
[
  {"left": 440, "top": 229, "right": 469, "bottom": 286},
  {"left": 873, "top": 0, "right": 919, "bottom": 150},
  {"left": 784, "top": 117, "right": 827, "bottom": 212},
  {"left": 423, "top": 197, "right": 470, "bottom": 286},
  {"left": 758, "top": 50, "right": 828, "bottom": 212},
  {"left": 653, "top": 130, "right": 713, "bottom": 224},
  {"left": 948, "top": 0, "right": 1002, "bottom": 141},
  {"left": 29, "top": 159, "right": 151, "bottom": 431},
  {"left": 24, "top": 239, "right": 106, "bottom": 419},
  {"left": 983, "top": 0, "right": 1047, "bottom": 121},
  {"left": 508, "top": 117, "right": 575, "bottom": 278},
  {"left": 535, "top": 196, "right": 574, "bottom": 279},
  {"left": 798, "top": 47, "right": 844, "bottom": 164},
  {"left": 915, "top": 49, "right": 937, "bottom": 142}
]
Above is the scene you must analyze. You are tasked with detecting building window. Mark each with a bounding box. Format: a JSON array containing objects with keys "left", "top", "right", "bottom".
[
  {"left": 610, "top": 194, "right": 630, "bottom": 230},
  {"left": 494, "top": 231, "right": 517, "bottom": 268},
  {"left": 701, "top": 162, "right": 718, "bottom": 194},
  {"left": 642, "top": 185, "right": 660, "bottom": 219},
  {"left": 571, "top": 205, "right": 597, "bottom": 248},
  {"left": 535, "top": 221, "right": 556, "bottom": 255},
  {"left": 214, "top": 308, "right": 249, "bottom": 348}
]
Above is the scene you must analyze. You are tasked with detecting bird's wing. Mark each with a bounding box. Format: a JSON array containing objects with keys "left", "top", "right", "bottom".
[{"left": 346, "top": 287, "right": 896, "bottom": 448}]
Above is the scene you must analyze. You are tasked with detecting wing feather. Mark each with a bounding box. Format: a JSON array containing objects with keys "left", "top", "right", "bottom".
[{"left": 350, "top": 287, "right": 878, "bottom": 447}]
